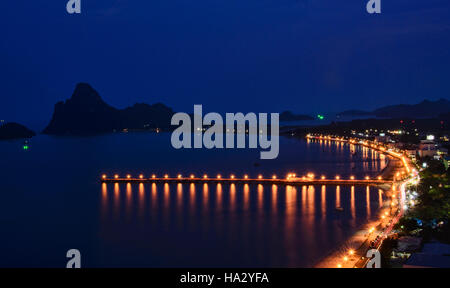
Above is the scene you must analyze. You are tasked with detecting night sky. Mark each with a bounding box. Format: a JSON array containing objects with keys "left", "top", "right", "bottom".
[{"left": 1, "top": 0, "right": 450, "bottom": 130}]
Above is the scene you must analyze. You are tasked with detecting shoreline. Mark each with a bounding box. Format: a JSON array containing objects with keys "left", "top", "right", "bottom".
[
  {"left": 313, "top": 199, "right": 392, "bottom": 268},
  {"left": 313, "top": 154, "right": 398, "bottom": 268}
]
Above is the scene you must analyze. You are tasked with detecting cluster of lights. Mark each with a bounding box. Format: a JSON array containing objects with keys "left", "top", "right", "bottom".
[
  {"left": 104, "top": 134, "right": 416, "bottom": 271},
  {"left": 337, "top": 249, "right": 355, "bottom": 268},
  {"left": 306, "top": 135, "right": 418, "bottom": 268}
]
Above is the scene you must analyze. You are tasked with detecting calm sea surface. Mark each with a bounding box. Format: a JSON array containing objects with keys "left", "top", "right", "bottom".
[{"left": 0, "top": 133, "right": 388, "bottom": 267}]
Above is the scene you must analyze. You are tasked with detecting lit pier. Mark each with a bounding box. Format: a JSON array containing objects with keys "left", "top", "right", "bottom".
[
  {"left": 100, "top": 174, "right": 392, "bottom": 186},
  {"left": 100, "top": 133, "right": 415, "bottom": 187}
]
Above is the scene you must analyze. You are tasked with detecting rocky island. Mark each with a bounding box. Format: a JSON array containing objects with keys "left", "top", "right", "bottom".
[
  {"left": 43, "top": 83, "right": 175, "bottom": 135},
  {"left": 0, "top": 122, "right": 36, "bottom": 140}
]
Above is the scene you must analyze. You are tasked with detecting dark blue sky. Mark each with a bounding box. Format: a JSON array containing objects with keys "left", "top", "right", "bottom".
[{"left": 1, "top": 0, "right": 450, "bottom": 129}]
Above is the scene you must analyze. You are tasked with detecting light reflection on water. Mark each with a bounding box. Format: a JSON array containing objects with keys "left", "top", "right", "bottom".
[
  {"left": 0, "top": 134, "right": 389, "bottom": 267},
  {"left": 100, "top": 182, "right": 385, "bottom": 267}
]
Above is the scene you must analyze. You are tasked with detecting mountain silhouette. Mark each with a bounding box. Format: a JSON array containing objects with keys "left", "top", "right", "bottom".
[
  {"left": 373, "top": 99, "right": 450, "bottom": 118},
  {"left": 338, "top": 98, "right": 450, "bottom": 119},
  {"left": 43, "top": 83, "right": 174, "bottom": 135},
  {"left": 0, "top": 122, "right": 36, "bottom": 140}
]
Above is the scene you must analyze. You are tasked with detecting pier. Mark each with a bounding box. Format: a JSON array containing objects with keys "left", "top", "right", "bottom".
[
  {"left": 100, "top": 175, "right": 392, "bottom": 186},
  {"left": 101, "top": 134, "right": 414, "bottom": 186}
]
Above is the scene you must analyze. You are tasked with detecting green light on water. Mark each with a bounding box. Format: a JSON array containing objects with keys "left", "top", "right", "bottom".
[
  {"left": 23, "top": 145, "right": 29, "bottom": 150},
  {"left": 317, "top": 114, "right": 325, "bottom": 120}
]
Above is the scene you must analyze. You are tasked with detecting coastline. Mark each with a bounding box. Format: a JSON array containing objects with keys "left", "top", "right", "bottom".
[
  {"left": 313, "top": 155, "right": 398, "bottom": 268},
  {"left": 313, "top": 201, "right": 391, "bottom": 268}
]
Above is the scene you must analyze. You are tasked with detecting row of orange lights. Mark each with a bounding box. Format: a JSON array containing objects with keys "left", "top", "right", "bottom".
[
  {"left": 102, "top": 174, "right": 383, "bottom": 181},
  {"left": 104, "top": 174, "right": 273, "bottom": 180},
  {"left": 309, "top": 134, "right": 412, "bottom": 268},
  {"left": 337, "top": 208, "right": 394, "bottom": 268}
]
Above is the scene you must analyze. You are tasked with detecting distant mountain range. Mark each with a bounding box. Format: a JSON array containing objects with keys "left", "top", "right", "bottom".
[
  {"left": 2, "top": 83, "right": 449, "bottom": 139},
  {"left": 338, "top": 98, "right": 450, "bottom": 119},
  {"left": 42, "top": 83, "right": 319, "bottom": 135},
  {"left": 43, "top": 83, "right": 175, "bottom": 135}
]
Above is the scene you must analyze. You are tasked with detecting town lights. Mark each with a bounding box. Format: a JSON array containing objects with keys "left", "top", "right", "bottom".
[
  {"left": 343, "top": 256, "right": 348, "bottom": 262},
  {"left": 190, "top": 174, "right": 195, "bottom": 179},
  {"left": 139, "top": 174, "right": 144, "bottom": 179},
  {"left": 152, "top": 174, "right": 156, "bottom": 179},
  {"left": 350, "top": 176, "right": 355, "bottom": 180},
  {"left": 378, "top": 176, "right": 382, "bottom": 180},
  {"left": 203, "top": 174, "right": 208, "bottom": 179},
  {"left": 244, "top": 175, "right": 248, "bottom": 179},
  {"left": 230, "top": 174, "right": 235, "bottom": 179},
  {"left": 126, "top": 174, "right": 131, "bottom": 179},
  {"left": 335, "top": 175, "right": 340, "bottom": 180},
  {"left": 178, "top": 174, "right": 182, "bottom": 179},
  {"left": 258, "top": 175, "right": 263, "bottom": 179},
  {"left": 114, "top": 174, "right": 119, "bottom": 179},
  {"left": 349, "top": 249, "right": 354, "bottom": 255},
  {"left": 102, "top": 174, "right": 107, "bottom": 179},
  {"left": 337, "top": 264, "right": 342, "bottom": 268},
  {"left": 321, "top": 175, "right": 326, "bottom": 180},
  {"left": 272, "top": 175, "right": 277, "bottom": 179},
  {"left": 217, "top": 174, "right": 221, "bottom": 179},
  {"left": 365, "top": 176, "right": 370, "bottom": 180},
  {"left": 164, "top": 174, "right": 169, "bottom": 179}
]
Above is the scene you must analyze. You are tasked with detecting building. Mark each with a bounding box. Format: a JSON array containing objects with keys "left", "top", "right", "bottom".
[
  {"left": 418, "top": 140, "right": 437, "bottom": 158},
  {"left": 375, "top": 134, "right": 390, "bottom": 143}
]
